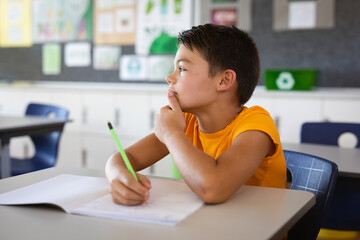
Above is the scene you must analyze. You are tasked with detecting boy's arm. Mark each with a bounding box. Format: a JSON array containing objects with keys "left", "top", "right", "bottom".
[
  {"left": 105, "top": 133, "right": 169, "bottom": 205},
  {"left": 155, "top": 94, "right": 274, "bottom": 204}
]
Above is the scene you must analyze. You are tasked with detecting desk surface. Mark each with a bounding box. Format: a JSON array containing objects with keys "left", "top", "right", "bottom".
[
  {"left": 0, "top": 115, "right": 67, "bottom": 135},
  {"left": 0, "top": 167, "right": 315, "bottom": 240},
  {"left": 283, "top": 143, "right": 360, "bottom": 178},
  {"left": 0, "top": 115, "right": 68, "bottom": 178}
]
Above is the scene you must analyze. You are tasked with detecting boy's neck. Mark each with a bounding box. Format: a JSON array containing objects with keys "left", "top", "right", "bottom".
[{"left": 195, "top": 104, "right": 243, "bottom": 134}]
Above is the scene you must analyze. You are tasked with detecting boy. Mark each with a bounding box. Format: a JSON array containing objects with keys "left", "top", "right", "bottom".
[{"left": 106, "top": 24, "right": 287, "bottom": 205}]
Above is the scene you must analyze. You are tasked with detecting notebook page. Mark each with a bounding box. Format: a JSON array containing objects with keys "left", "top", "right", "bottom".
[
  {"left": 0, "top": 174, "right": 109, "bottom": 212},
  {"left": 71, "top": 178, "right": 204, "bottom": 225}
]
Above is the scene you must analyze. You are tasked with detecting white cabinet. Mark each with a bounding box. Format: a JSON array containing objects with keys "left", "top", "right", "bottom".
[
  {"left": 114, "top": 92, "right": 151, "bottom": 137},
  {"left": 149, "top": 93, "right": 168, "bottom": 131},
  {"left": 248, "top": 94, "right": 323, "bottom": 143},
  {"left": 272, "top": 98, "right": 323, "bottom": 143},
  {"left": 323, "top": 99, "right": 360, "bottom": 122},
  {"left": 48, "top": 91, "right": 82, "bottom": 132},
  {"left": 82, "top": 134, "right": 116, "bottom": 171},
  {"left": 81, "top": 92, "right": 115, "bottom": 134},
  {"left": 2, "top": 84, "right": 360, "bottom": 178},
  {"left": 56, "top": 132, "right": 82, "bottom": 168}
]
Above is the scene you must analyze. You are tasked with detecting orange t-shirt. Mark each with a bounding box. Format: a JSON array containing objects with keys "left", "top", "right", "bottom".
[{"left": 184, "top": 106, "right": 287, "bottom": 189}]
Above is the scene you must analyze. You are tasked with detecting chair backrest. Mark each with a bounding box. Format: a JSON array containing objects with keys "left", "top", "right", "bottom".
[
  {"left": 284, "top": 150, "right": 338, "bottom": 240},
  {"left": 301, "top": 122, "right": 360, "bottom": 148},
  {"left": 25, "top": 103, "right": 69, "bottom": 167}
]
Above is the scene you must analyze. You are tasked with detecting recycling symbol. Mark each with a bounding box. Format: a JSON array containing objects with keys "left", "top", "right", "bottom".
[{"left": 276, "top": 72, "right": 295, "bottom": 90}]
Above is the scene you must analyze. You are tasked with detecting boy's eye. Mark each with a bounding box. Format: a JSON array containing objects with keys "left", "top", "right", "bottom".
[{"left": 179, "top": 67, "right": 186, "bottom": 72}]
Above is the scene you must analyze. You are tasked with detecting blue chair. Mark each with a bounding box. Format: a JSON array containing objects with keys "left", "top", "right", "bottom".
[
  {"left": 9, "top": 103, "right": 69, "bottom": 176},
  {"left": 284, "top": 150, "right": 338, "bottom": 240},
  {"left": 301, "top": 122, "right": 360, "bottom": 231},
  {"left": 301, "top": 122, "right": 360, "bottom": 147}
]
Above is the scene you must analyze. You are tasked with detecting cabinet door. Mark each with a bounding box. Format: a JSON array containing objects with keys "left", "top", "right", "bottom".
[
  {"left": 149, "top": 93, "right": 168, "bottom": 131},
  {"left": 83, "top": 135, "right": 116, "bottom": 171},
  {"left": 323, "top": 99, "right": 360, "bottom": 122},
  {"left": 9, "top": 136, "right": 34, "bottom": 159},
  {"left": 81, "top": 92, "right": 115, "bottom": 134},
  {"left": 0, "top": 88, "right": 51, "bottom": 115},
  {"left": 273, "top": 98, "right": 322, "bottom": 143},
  {"left": 56, "top": 132, "right": 82, "bottom": 168},
  {"left": 114, "top": 92, "right": 150, "bottom": 137},
  {"left": 152, "top": 155, "right": 174, "bottom": 178},
  {"left": 49, "top": 90, "right": 83, "bottom": 132}
]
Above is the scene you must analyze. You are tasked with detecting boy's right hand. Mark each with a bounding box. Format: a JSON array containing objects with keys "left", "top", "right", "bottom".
[{"left": 108, "top": 169, "right": 151, "bottom": 206}]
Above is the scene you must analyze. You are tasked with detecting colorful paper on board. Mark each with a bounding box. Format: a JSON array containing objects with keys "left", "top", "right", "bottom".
[{"left": 42, "top": 44, "right": 61, "bottom": 75}]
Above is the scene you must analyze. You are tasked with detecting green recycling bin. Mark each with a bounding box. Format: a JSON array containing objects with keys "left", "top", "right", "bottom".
[{"left": 264, "top": 69, "right": 317, "bottom": 91}]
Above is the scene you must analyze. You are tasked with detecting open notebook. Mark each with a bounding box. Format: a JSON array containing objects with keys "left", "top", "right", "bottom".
[{"left": 0, "top": 174, "right": 203, "bottom": 226}]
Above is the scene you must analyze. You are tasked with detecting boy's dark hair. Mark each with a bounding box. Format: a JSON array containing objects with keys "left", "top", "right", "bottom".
[{"left": 178, "top": 24, "right": 260, "bottom": 105}]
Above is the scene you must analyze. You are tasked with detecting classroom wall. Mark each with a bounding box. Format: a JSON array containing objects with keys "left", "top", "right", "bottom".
[
  {"left": 252, "top": 0, "right": 360, "bottom": 88},
  {"left": 0, "top": 0, "right": 359, "bottom": 87}
]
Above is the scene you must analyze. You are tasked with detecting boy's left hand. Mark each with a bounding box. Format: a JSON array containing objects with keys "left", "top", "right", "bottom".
[{"left": 155, "top": 92, "right": 186, "bottom": 144}]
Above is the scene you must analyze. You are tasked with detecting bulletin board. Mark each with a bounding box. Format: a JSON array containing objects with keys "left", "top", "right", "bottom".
[{"left": 0, "top": 0, "right": 360, "bottom": 88}]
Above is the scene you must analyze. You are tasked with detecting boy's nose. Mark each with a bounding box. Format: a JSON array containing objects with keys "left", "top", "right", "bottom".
[{"left": 166, "top": 74, "right": 175, "bottom": 84}]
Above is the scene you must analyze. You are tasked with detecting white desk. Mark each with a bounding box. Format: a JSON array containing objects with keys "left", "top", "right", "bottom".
[
  {"left": 283, "top": 143, "right": 360, "bottom": 178},
  {"left": 0, "top": 167, "right": 315, "bottom": 240}
]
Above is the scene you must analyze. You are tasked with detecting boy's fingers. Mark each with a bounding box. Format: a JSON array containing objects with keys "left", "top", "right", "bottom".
[
  {"left": 138, "top": 174, "right": 152, "bottom": 190},
  {"left": 117, "top": 171, "right": 149, "bottom": 197},
  {"left": 110, "top": 179, "right": 148, "bottom": 205},
  {"left": 167, "top": 93, "right": 181, "bottom": 112},
  {"left": 110, "top": 185, "right": 145, "bottom": 205}
]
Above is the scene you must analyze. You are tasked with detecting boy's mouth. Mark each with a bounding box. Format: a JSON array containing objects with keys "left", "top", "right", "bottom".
[{"left": 168, "top": 89, "right": 177, "bottom": 95}]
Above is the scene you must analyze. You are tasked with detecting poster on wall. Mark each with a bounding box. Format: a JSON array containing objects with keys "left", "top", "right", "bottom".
[
  {"left": 273, "top": 0, "right": 335, "bottom": 31},
  {"left": 42, "top": 43, "right": 61, "bottom": 75},
  {"left": 93, "top": 46, "right": 121, "bottom": 70},
  {"left": 64, "top": 42, "right": 91, "bottom": 67},
  {"left": 136, "top": 0, "right": 193, "bottom": 55},
  {"left": 211, "top": 8, "right": 237, "bottom": 26},
  {"left": 149, "top": 55, "right": 174, "bottom": 81},
  {"left": 0, "top": 0, "right": 32, "bottom": 47},
  {"left": 93, "top": 0, "right": 136, "bottom": 45},
  {"left": 120, "top": 55, "right": 148, "bottom": 81},
  {"left": 32, "top": 0, "right": 92, "bottom": 43}
]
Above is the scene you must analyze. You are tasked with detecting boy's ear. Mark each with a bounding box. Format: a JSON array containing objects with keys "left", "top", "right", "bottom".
[{"left": 217, "top": 69, "right": 237, "bottom": 92}]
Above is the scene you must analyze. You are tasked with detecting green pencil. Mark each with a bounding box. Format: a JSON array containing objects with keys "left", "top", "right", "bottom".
[{"left": 107, "top": 121, "right": 138, "bottom": 182}]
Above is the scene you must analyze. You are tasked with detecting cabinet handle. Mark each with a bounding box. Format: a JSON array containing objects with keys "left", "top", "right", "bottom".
[
  {"left": 150, "top": 110, "right": 155, "bottom": 129},
  {"left": 115, "top": 108, "right": 120, "bottom": 127},
  {"left": 24, "top": 143, "right": 29, "bottom": 158},
  {"left": 82, "top": 107, "right": 87, "bottom": 124},
  {"left": 274, "top": 116, "right": 280, "bottom": 128},
  {"left": 82, "top": 149, "right": 87, "bottom": 167}
]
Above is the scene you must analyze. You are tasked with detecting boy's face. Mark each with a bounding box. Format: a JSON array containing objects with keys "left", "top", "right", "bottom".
[{"left": 167, "top": 44, "right": 219, "bottom": 113}]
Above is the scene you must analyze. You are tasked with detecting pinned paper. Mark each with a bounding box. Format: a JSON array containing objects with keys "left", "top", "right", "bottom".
[
  {"left": 136, "top": 0, "right": 192, "bottom": 55},
  {"left": 0, "top": 0, "right": 32, "bottom": 47},
  {"left": 289, "top": 1, "right": 316, "bottom": 29},
  {"left": 42, "top": 44, "right": 61, "bottom": 75},
  {"left": 65, "top": 42, "right": 91, "bottom": 67},
  {"left": 32, "top": 0, "right": 93, "bottom": 43},
  {"left": 94, "top": 0, "right": 135, "bottom": 45},
  {"left": 149, "top": 55, "right": 174, "bottom": 82},
  {"left": 120, "top": 55, "right": 148, "bottom": 81},
  {"left": 93, "top": 46, "right": 120, "bottom": 70}
]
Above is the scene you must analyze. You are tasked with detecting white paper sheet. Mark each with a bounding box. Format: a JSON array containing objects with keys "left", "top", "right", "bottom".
[
  {"left": 0, "top": 174, "right": 109, "bottom": 212},
  {"left": 72, "top": 178, "right": 204, "bottom": 225},
  {"left": 65, "top": 42, "right": 91, "bottom": 67},
  {"left": 0, "top": 174, "right": 203, "bottom": 225},
  {"left": 288, "top": 1, "right": 316, "bottom": 29},
  {"left": 120, "top": 55, "right": 148, "bottom": 81}
]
